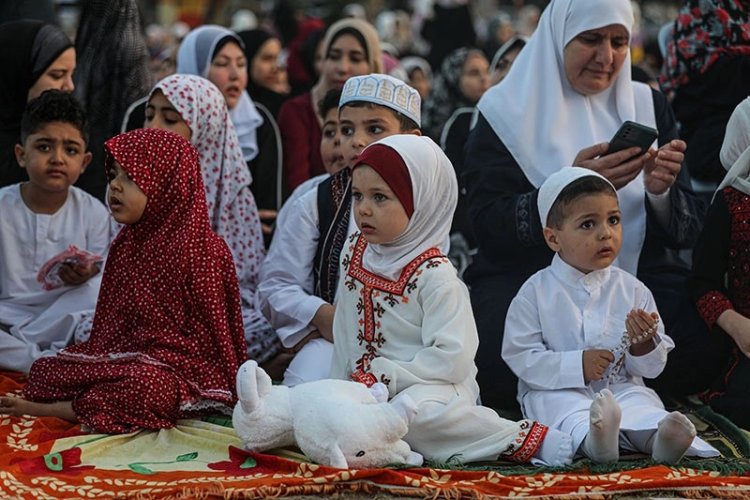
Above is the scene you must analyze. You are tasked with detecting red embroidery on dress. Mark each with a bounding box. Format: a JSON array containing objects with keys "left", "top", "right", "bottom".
[
  {"left": 501, "top": 421, "right": 548, "bottom": 463},
  {"left": 347, "top": 234, "right": 445, "bottom": 380}
]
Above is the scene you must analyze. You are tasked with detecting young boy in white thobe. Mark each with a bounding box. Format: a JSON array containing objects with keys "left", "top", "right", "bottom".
[
  {"left": 330, "top": 134, "right": 575, "bottom": 465},
  {"left": 502, "top": 167, "right": 717, "bottom": 463},
  {"left": 258, "top": 74, "right": 422, "bottom": 386},
  {"left": 0, "top": 90, "right": 109, "bottom": 372}
]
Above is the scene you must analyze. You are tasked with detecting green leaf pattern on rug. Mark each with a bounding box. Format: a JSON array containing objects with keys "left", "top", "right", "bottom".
[
  {"left": 240, "top": 456, "right": 256, "bottom": 469},
  {"left": 127, "top": 452, "right": 200, "bottom": 474}
]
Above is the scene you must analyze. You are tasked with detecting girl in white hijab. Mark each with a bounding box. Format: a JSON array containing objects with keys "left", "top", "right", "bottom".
[
  {"left": 177, "top": 25, "right": 263, "bottom": 162},
  {"left": 688, "top": 96, "right": 750, "bottom": 429},
  {"left": 463, "top": 0, "right": 713, "bottom": 411},
  {"left": 146, "top": 74, "right": 281, "bottom": 365},
  {"left": 331, "top": 134, "right": 575, "bottom": 467}
]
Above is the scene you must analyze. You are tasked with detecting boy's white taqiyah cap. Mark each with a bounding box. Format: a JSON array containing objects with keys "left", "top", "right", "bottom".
[
  {"left": 537, "top": 166, "right": 613, "bottom": 228},
  {"left": 340, "top": 73, "right": 421, "bottom": 127}
]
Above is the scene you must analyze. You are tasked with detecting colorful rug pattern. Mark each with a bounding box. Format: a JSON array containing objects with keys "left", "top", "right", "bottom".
[{"left": 2, "top": 371, "right": 750, "bottom": 499}]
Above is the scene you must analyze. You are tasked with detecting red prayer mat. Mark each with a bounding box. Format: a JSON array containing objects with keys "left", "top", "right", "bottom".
[{"left": 2, "top": 371, "right": 750, "bottom": 499}]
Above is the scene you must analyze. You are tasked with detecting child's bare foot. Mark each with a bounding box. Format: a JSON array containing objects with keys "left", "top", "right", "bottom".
[{"left": 0, "top": 397, "right": 77, "bottom": 422}]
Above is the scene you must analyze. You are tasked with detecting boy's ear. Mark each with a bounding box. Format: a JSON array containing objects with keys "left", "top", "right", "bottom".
[
  {"left": 80, "top": 151, "right": 93, "bottom": 173},
  {"left": 14, "top": 144, "right": 26, "bottom": 169},
  {"left": 408, "top": 129, "right": 422, "bottom": 136},
  {"left": 543, "top": 226, "right": 561, "bottom": 252}
]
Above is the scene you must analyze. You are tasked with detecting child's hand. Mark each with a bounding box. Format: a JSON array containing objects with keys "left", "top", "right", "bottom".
[
  {"left": 58, "top": 262, "right": 99, "bottom": 286},
  {"left": 583, "top": 349, "right": 614, "bottom": 383},
  {"left": 626, "top": 309, "right": 659, "bottom": 356},
  {"left": 258, "top": 209, "right": 278, "bottom": 235},
  {"left": 312, "top": 304, "right": 335, "bottom": 342}
]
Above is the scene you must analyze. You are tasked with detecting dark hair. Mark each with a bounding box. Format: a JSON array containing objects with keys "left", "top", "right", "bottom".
[
  {"left": 20, "top": 89, "right": 88, "bottom": 145},
  {"left": 318, "top": 88, "right": 342, "bottom": 119},
  {"left": 546, "top": 176, "right": 616, "bottom": 228},
  {"left": 301, "top": 28, "right": 326, "bottom": 79},
  {"left": 340, "top": 101, "right": 420, "bottom": 132},
  {"left": 212, "top": 35, "right": 243, "bottom": 61}
]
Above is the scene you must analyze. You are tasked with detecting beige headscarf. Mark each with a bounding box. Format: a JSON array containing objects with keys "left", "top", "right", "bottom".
[
  {"left": 718, "top": 96, "right": 750, "bottom": 198},
  {"left": 321, "top": 18, "right": 384, "bottom": 75}
]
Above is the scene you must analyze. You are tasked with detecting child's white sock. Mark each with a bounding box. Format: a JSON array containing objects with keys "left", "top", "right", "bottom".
[
  {"left": 651, "top": 412, "right": 696, "bottom": 464},
  {"left": 581, "top": 389, "right": 621, "bottom": 463},
  {"left": 533, "top": 427, "right": 574, "bottom": 466}
]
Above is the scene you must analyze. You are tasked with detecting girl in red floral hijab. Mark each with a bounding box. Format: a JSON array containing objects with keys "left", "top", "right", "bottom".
[{"left": 0, "top": 128, "right": 248, "bottom": 433}]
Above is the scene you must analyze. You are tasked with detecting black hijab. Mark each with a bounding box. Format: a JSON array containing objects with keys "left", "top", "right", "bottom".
[
  {"left": 237, "top": 29, "right": 287, "bottom": 117},
  {"left": 0, "top": 20, "right": 72, "bottom": 188}
]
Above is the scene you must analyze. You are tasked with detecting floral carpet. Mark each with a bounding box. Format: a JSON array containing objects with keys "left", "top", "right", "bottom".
[{"left": 2, "top": 371, "right": 750, "bottom": 499}]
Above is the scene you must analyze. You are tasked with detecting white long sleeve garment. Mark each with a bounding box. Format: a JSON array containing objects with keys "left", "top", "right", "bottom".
[
  {"left": 0, "top": 185, "right": 110, "bottom": 371},
  {"left": 503, "top": 254, "right": 717, "bottom": 457}
]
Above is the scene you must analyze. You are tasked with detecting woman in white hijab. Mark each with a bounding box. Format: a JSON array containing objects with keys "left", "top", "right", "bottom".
[
  {"left": 688, "top": 97, "right": 750, "bottom": 429},
  {"left": 462, "top": 0, "right": 722, "bottom": 411}
]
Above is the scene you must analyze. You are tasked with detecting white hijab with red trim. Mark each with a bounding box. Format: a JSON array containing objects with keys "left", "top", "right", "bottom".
[{"left": 355, "top": 135, "right": 456, "bottom": 281}]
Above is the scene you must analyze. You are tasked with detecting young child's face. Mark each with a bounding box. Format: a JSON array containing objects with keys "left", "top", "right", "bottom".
[
  {"left": 107, "top": 160, "right": 148, "bottom": 225},
  {"left": 15, "top": 121, "right": 91, "bottom": 195},
  {"left": 339, "top": 105, "right": 405, "bottom": 169},
  {"left": 543, "top": 192, "right": 622, "bottom": 274},
  {"left": 320, "top": 107, "right": 346, "bottom": 175},
  {"left": 352, "top": 165, "right": 409, "bottom": 245},
  {"left": 144, "top": 90, "right": 192, "bottom": 141}
]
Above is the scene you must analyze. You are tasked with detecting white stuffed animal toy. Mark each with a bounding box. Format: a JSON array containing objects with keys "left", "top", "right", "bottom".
[{"left": 232, "top": 360, "right": 424, "bottom": 469}]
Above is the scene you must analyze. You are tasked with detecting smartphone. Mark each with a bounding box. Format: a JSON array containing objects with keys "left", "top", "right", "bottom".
[{"left": 606, "top": 121, "right": 658, "bottom": 157}]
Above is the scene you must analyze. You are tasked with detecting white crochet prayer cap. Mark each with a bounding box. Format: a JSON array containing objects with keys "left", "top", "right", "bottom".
[
  {"left": 537, "top": 166, "right": 613, "bottom": 227},
  {"left": 340, "top": 73, "right": 421, "bottom": 127}
]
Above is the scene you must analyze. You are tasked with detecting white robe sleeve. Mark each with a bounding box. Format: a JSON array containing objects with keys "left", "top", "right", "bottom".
[
  {"left": 369, "top": 273, "right": 478, "bottom": 396},
  {"left": 257, "top": 189, "right": 326, "bottom": 348},
  {"left": 502, "top": 292, "right": 586, "bottom": 390}
]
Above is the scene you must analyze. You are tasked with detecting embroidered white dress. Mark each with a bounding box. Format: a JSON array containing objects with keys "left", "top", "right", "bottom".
[
  {"left": 503, "top": 254, "right": 718, "bottom": 456},
  {"left": 331, "top": 234, "right": 548, "bottom": 463},
  {"left": 0, "top": 185, "right": 109, "bottom": 372}
]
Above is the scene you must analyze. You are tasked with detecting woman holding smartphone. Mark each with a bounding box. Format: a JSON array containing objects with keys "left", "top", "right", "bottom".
[{"left": 463, "top": 0, "right": 726, "bottom": 412}]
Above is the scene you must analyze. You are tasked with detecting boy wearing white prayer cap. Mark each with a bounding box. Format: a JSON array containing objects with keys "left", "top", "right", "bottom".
[{"left": 502, "top": 166, "right": 718, "bottom": 464}]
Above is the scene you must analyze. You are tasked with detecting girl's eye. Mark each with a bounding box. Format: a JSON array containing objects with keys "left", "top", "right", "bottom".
[
  {"left": 66, "top": 147, "right": 79, "bottom": 155},
  {"left": 352, "top": 192, "right": 362, "bottom": 201},
  {"left": 37, "top": 144, "right": 50, "bottom": 152},
  {"left": 609, "top": 215, "right": 621, "bottom": 225},
  {"left": 323, "top": 129, "right": 337, "bottom": 138},
  {"left": 374, "top": 193, "right": 387, "bottom": 202},
  {"left": 340, "top": 126, "right": 353, "bottom": 137},
  {"left": 369, "top": 126, "right": 384, "bottom": 135},
  {"left": 580, "top": 220, "right": 594, "bottom": 229}
]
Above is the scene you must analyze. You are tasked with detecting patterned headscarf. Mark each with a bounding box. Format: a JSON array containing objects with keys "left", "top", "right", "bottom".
[
  {"left": 61, "top": 128, "right": 248, "bottom": 408},
  {"left": 660, "top": 0, "right": 750, "bottom": 92},
  {"left": 422, "top": 47, "right": 484, "bottom": 140},
  {"left": 152, "top": 75, "right": 273, "bottom": 357}
]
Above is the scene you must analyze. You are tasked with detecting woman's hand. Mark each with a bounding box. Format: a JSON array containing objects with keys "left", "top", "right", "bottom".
[
  {"left": 642, "top": 140, "right": 686, "bottom": 195},
  {"left": 717, "top": 310, "right": 750, "bottom": 357},
  {"left": 573, "top": 143, "right": 651, "bottom": 190}
]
